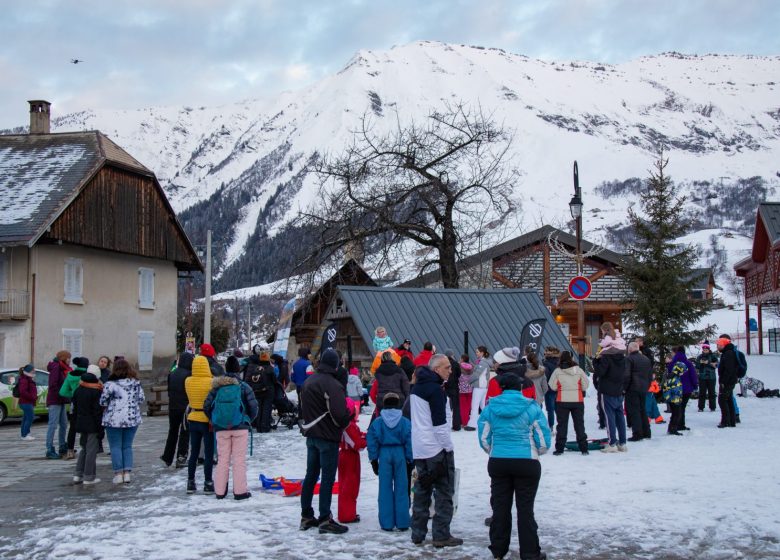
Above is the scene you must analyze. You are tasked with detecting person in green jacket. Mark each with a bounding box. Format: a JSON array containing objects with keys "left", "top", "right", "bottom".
[
  {"left": 695, "top": 342, "right": 718, "bottom": 412},
  {"left": 59, "top": 356, "right": 89, "bottom": 459}
]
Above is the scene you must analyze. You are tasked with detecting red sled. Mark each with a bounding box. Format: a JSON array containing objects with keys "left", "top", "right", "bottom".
[{"left": 260, "top": 474, "right": 339, "bottom": 497}]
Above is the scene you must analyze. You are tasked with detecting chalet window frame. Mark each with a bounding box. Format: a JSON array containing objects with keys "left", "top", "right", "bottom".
[
  {"left": 138, "top": 331, "right": 154, "bottom": 370},
  {"left": 138, "top": 267, "right": 155, "bottom": 309},
  {"left": 62, "top": 328, "right": 84, "bottom": 357},
  {"left": 64, "top": 258, "right": 84, "bottom": 304}
]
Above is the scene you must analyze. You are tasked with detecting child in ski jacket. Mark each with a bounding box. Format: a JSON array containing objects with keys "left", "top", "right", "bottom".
[
  {"left": 372, "top": 326, "right": 394, "bottom": 353},
  {"left": 72, "top": 365, "right": 104, "bottom": 484},
  {"left": 366, "top": 392, "right": 413, "bottom": 531},
  {"left": 346, "top": 367, "right": 364, "bottom": 409},
  {"left": 204, "top": 371, "right": 258, "bottom": 499},
  {"left": 338, "top": 399, "right": 366, "bottom": 523},
  {"left": 663, "top": 362, "right": 685, "bottom": 435}
]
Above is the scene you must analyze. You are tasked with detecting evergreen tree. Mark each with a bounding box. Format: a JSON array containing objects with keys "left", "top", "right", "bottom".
[{"left": 622, "top": 152, "right": 712, "bottom": 365}]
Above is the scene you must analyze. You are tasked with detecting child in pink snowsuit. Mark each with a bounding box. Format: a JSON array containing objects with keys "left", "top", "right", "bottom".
[{"left": 338, "top": 400, "right": 366, "bottom": 523}]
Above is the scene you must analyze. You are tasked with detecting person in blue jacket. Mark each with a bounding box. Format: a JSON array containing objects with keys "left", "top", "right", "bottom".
[
  {"left": 478, "top": 373, "right": 551, "bottom": 560},
  {"left": 291, "top": 347, "right": 312, "bottom": 411},
  {"left": 367, "top": 392, "right": 413, "bottom": 532}
]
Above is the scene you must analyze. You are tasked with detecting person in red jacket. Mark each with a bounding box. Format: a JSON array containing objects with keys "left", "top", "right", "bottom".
[
  {"left": 487, "top": 347, "right": 536, "bottom": 403},
  {"left": 396, "top": 339, "right": 414, "bottom": 362},
  {"left": 338, "top": 399, "right": 366, "bottom": 524},
  {"left": 17, "top": 364, "right": 38, "bottom": 441},
  {"left": 413, "top": 342, "right": 435, "bottom": 368}
]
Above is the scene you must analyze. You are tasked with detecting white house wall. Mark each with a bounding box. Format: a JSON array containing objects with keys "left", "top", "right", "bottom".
[{"left": 30, "top": 243, "right": 177, "bottom": 373}]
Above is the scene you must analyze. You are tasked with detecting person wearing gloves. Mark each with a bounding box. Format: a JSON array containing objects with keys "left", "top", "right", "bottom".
[
  {"left": 695, "top": 342, "right": 718, "bottom": 412},
  {"left": 409, "top": 354, "right": 462, "bottom": 549},
  {"left": 203, "top": 355, "right": 258, "bottom": 500},
  {"left": 185, "top": 355, "right": 215, "bottom": 494},
  {"left": 548, "top": 351, "right": 590, "bottom": 455},
  {"left": 478, "top": 373, "right": 551, "bottom": 560},
  {"left": 367, "top": 392, "right": 413, "bottom": 532},
  {"left": 17, "top": 364, "right": 38, "bottom": 441},
  {"left": 72, "top": 365, "right": 104, "bottom": 485}
]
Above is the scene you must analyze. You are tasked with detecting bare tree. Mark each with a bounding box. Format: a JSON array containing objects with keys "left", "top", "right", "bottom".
[{"left": 301, "top": 103, "right": 518, "bottom": 288}]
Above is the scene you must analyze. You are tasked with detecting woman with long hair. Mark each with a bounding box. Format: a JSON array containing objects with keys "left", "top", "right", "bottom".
[
  {"left": 549, "top": 351, "right": 590, "bottom": 456},
  {"left": 100, "top": 359, "right": 145, "bottom": 483},
  {"left": 465, "top": 346, "right": 492, "bottom": 431}
]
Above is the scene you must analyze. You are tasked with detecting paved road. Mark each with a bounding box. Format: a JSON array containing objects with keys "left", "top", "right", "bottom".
[{"left": 0, "top": 415, "right": 172, "bottom": 548}]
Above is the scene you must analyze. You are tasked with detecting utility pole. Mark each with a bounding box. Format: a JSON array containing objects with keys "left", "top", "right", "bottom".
[
  {"left": 247, "top": 302, "right": 252, "bottom": 353},
  {"left": 569, "top": 162, "right": 585, "bottom": 367},
  {"left": 204, "top": 229, "right": 212, "bottom": 344}
]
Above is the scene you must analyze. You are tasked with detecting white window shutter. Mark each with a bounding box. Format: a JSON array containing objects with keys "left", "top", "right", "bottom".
[
  {"left": 64, "top": 259, "right": 83, "bottom": 302},
  {"left": 139, "top": 268, "right": 155, "bottom": 308},
  {"left": 138, "top": 331, "right": 154, "bottom": 369},
  {"left": 62, "top": 329, "right": 83, "bottom": 357}
]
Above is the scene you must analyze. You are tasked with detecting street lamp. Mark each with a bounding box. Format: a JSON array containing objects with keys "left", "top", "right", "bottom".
[{"left": 570, "top": 161, "right": 586, "bottom": 367}]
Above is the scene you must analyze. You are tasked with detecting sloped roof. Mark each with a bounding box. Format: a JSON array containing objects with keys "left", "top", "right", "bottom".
[
  {"left": 757, "top": 203, "right": 780, "bottom": 245},
  {"left": 0, "top": 131, "right": 152, "bottom": 245},
  {"left": 337, "top": 286, "right": 575, "bottom": 358},
  {"left": 400, "top": 225, "right": 626, "bottom": 287},
  {"left": 685, "top": 268, "right": 718, "bottom": 291}
]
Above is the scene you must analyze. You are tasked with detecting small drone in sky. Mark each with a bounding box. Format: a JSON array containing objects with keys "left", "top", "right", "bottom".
[{"left": 70, "top": 59, "right": 84, "bottom": 64}]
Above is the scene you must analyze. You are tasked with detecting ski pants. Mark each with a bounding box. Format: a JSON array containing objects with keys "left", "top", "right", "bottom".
[
  {"left": 337, "top": 447, "right": 361, "bottom": 523},
  {"left": 161, "top": 407, "right": 189, "bottom": 465},
  {"left": 411, "top": 450, "right": 455, "bottom": 542},
  {"left": 668, "top": 402, "right": 683, "bottom": 433},
  {"left": 467, "top": 388, "right": 487, "bottom": 428},
  {"left": 488, "top": 457, "right": 542, "bottom": 560},
  {"left": 376, "top": 444, "right": 410, "bottom": 530},
  {"left": 719, "top": 383, "right": 736, "bottom": 427},
  {"left": 447, "top": 390, "right": 461, "bottom": 430},
  {"left": 626, "top": 390, "right": 650, "bottom": 438},
  {"left": 255, "top": 389, "right": 274, "bottom": 432},
  {"left": 646, "top": 392, "right": 661, "bottom": 419},
  {"left": 214, "top": 429, "right": 249, "bottom": 497},
  {"left": 698, "top": 378, "right": 717, "bottom": 411},
  {"left": 554, "top": 402, "right": 587, "bottom": 453}
]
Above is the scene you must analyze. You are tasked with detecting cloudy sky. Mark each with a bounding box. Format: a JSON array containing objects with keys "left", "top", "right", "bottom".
[{"left": 1, "top": 0, "right": 777, "bottom": 129}]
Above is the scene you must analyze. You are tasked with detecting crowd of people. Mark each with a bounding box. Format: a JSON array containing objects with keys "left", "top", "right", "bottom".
[{"left": 10, "top": 321, "right": 775, "bottom": 560}]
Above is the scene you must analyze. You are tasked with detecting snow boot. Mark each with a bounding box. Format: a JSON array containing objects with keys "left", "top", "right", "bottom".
[
  {"left": 735, "top": 414, "right": 741, "bottom": 424},
  {"left": 186, "top": 479, "right": 196, "bottom": 494},
  {"left": 234, "top": 492, "right": 252, "bottom": 500},
  {"left": 203, "top": 481, "right": 215, "bottom": 494},
  {"left": 617, "top": 444, "right": 628, "bottom": 452}
]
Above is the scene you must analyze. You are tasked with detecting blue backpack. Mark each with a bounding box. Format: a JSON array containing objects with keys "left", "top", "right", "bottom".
[
  {"left": 735, "top": 349, "right": 748, "bottom": 379},
  {"left": 211, "top": 384, "right": 250, "bottom": 430}
]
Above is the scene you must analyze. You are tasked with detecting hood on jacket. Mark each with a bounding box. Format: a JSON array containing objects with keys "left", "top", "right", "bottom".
[
  {"left": 497, "top": 361, "right": 526, "bottom": 377},
  {"left": 79, "top": 372, "right": 100, "bottom": 385},
  {"left": 525, "top": 367, "right": 545, "bottom": 380},
  {"left": 212, "top": 375, "right": 239, "bottom": 389},
  {"left": 414, "top": 366, "right": 442, "bottom": 386},
  {"left": 380, "top": 408, "right": 403, "bottom": 429},
  {"left": 376, "top": 362, "right": 401, "bottom": 376},
  {"left": 316, "top": 363, "right": 339, "bottom": 376},
  {"left": 192, "top": 356, "right": 212, "bottom": 378},
  {"left": 489, "top": 390, "right": 536, "bottom": 418},
  {"left": 177, "top": 352, "right": 194, "bottom": 371},
  {"left": 557, "top": 365, "right": 583, "bottom": 377}
]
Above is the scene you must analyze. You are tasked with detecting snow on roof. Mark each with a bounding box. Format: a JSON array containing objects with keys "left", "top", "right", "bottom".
[{"left": 0, "top": 131, "right": 150, "bottom": 245}]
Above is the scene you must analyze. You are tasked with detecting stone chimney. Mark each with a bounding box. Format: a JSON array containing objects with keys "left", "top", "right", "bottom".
[{"left": 28, "top": 100, "right": 51, "bottom": 134}]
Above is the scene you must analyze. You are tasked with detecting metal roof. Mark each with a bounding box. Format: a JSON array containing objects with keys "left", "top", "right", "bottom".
[
  {"left": 399, "top": 225, "right": 626, "bottom": 287},
  {"left": 337, "top": 286, "right": 575, "bottom": 359},
  {"left": 758, "top": 203, "right": 780, "bottom": 245},
  {"left": 0, "top": 131, "right": 151, "bottom": 246}
]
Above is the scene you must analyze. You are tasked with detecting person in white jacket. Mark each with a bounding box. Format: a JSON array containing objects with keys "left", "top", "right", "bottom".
[
  {"left": 464, "top": 346, "right": 492, "bottom": 431},
  {"left": 548, "top": 351, "right": 590, "bottom": 456}
]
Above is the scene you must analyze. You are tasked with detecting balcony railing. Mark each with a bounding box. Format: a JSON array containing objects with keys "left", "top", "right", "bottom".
[{"left": 0, "top": 289, "right": 30, "bottom": 319}]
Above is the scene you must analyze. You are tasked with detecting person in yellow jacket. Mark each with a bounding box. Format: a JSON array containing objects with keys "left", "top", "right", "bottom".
[{"left": 185, "top": 355, "right": 214, "bottom": 495}]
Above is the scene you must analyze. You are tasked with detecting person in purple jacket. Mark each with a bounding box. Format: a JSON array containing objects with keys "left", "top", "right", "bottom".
[{"left": 671, "top": 346, "right": 698, "bottom": 431}]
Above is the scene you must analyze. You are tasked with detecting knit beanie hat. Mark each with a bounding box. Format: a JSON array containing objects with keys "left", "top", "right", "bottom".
[
  {"left": 86, "top": 364, "right": 101, "bottom": 376},
  {"left": 383, "top": 392, "right": 401, "bottom": 409},
  {"left": 72, "top": 356, "right": 90, "bottom": 369},
  {"left": 298, "top": 347, "right": 310, "bottom": 359},
  {"left": 225, "top": 356, "right": 241, "bottom": 374},
  {"left": 23, "top": 364, "right": 34, "bottom": 373},
  {"left": 493, "top": 347, "right": 520, "bottom": 365},
  {"left": 320, "top": 348, "right": 340, "bottom": 369},
  {"left": 200, "top": 343, "right": 216, "bottom": 358},
  {"left": 701, "top": 340, "right": 710, "bottom": 350}
]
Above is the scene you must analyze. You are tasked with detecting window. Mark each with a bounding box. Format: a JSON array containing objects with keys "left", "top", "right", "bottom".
[
  {"left": 138, "top": 331, "right": 154, "bottom": 370},
  {"left": 62, "top": 329, "right": 83, "bottom": 357},
  {"left": 138, "top": 267, "right": 155, "bottom": 309},
  {"left": 64, "top": 258, "right": 83, "bottom": 304}
]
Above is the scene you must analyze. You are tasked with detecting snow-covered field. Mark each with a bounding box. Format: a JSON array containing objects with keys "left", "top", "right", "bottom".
[{"left": 4, "top": 355, "right": 780, "bottom": 559}]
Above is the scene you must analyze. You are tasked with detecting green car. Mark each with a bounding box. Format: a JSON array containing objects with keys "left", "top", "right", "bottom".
[{"left": 0, "top": 368, "right": 50, "bottom": 424}]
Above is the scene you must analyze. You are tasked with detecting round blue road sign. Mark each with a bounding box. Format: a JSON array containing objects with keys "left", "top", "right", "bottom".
[{"left": 568, "top": 276, "right": 592, "bottom": 300}]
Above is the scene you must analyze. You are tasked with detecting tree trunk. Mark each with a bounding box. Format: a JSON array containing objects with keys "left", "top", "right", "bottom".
[{"left": 439, "top": 219, "right": 459, "bottom": 289}]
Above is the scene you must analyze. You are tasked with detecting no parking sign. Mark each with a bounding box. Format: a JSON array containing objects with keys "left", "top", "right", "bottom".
[{"left": 568, "top": 276, "right": 592, "bottom": 300}]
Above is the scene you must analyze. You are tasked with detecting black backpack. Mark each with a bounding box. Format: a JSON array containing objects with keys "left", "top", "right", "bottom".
[{"left": 12, "top": 380, "right": 21, "bottom": 398}]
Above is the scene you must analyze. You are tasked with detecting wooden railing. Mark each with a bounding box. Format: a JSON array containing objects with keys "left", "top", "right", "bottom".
[{"left": 0, "top": 290, "right": 30, "bottom": 319}]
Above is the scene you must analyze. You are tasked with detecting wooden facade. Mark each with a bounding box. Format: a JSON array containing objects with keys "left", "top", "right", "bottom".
[
  {"left": 734, "top": 203, "right": 780, "bottom": 354},
  {"left": 41, "top": 166, "right": 200, "bottom": 271}
]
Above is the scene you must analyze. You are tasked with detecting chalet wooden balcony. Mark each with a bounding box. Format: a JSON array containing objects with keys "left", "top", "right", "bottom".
[{"left": 0, "top": 289, "right": 30, "bottom": 320}]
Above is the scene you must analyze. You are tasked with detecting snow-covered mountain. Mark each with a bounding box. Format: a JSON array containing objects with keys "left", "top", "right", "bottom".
[{"left": 12, "top": 41, "right": 780, "bottom": 289}]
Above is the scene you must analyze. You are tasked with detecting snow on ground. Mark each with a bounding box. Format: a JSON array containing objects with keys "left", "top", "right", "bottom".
[{"left": 4, "top": 358, "right": 780, "bottom": 559}]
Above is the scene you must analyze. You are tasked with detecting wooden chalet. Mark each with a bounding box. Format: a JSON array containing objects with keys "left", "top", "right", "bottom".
[
  {"left": 734, "top": 202, "right": 780, "bottom": 354},
  {"left": 0, "top": 100, "right": 201, "bottom": 372}
]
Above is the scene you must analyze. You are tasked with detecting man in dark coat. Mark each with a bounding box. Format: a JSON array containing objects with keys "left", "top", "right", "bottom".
[
  {"left": 243, "top": 348, "right": 276, "bottom": 433},
  {"left": 625, "top": 342, "right": 652, "bottom": 441},
  {"left": 443, "top": 349, "right": 462, "bottom": 431},
  {"left": 161, "top": 352, "right": 193, "bottom": 467},
  {"left": 593, "top": 348, "right": 628, "bottom": 451},
  {"left": 299, "top": 349, "right": 353, "bottom": 535},
  {"left": 716, "top": 336, "right": 739, "bottom": 428},
  {"left": 72, "top": 365, "right": 104, "bottom": 484}
]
